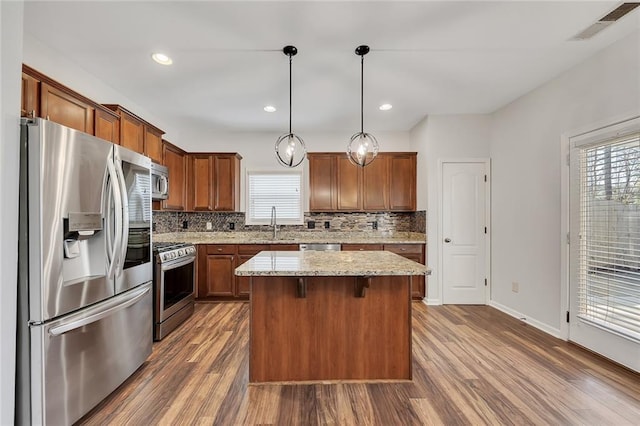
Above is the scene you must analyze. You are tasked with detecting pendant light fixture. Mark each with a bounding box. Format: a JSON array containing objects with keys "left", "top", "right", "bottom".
[
  {"left": 347, "top": 45, "right": 379, "bottom": 167},
  {"left": 275, "top": 45, "right": 306, "bottom": 168}
]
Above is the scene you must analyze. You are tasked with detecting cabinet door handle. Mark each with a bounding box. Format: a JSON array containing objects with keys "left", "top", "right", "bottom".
[
  {"left": 444, "top": 238, "right": 452, "bottom": 243},
  {"left": 217, "top": 248, "right": 223, "bottom": 252}
]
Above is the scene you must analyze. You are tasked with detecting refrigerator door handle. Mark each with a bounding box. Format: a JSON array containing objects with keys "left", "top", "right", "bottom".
[
  {"left": 49, "top": 285, "right": 150, "bottom": 337},
  {"left": 114, "top": 158, "right": 129, "bottom": 277},
  {"left": 106, "top": 157, "right": 123, "bottom": 280}
]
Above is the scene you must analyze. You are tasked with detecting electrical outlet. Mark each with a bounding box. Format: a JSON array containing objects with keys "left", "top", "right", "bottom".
[
  {"left": 512, "top": 282, "right": 519, "bottom": 293},
  {"left": 152, "top": 222, "right": 156, "bottom": 232},
  {"left": 182, "top": 220, "right": 188, "bottom": 229},
  {"left": 324, "top": 221, "right": 330, "bottom": 229},
  {"left": 229, "top": 222, "right": 235, "bottom": 230},
  {"left": 206, "top": 221, "right": 212, "bottom": 230},
  {"left": 307, "top": 221, "right": 315, "bottom": 229},
  {"left": 371, "top": 221, "right": 378, "bottom": 230}
]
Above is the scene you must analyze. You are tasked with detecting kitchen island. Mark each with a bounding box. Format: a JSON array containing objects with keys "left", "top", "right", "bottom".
[{"left": 235, "top": 250, "right": 430, "bottom": 383}]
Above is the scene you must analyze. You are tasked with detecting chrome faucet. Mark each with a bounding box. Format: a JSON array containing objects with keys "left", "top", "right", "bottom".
[{"left": 270, "top": 206, "right": 278, "bottom": 239}]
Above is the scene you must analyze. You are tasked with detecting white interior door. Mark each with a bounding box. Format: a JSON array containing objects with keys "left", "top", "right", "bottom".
[
  {"left": 441, "top": 161, "right": 489, "bottom": 304},
  {"left": 568, "top": 118, "right": 640, "bottom": 372}
]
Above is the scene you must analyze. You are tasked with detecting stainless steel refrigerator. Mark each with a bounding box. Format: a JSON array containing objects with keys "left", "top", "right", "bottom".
[{"left": 17, "top": 118, "right": 154, "bottom": 425}]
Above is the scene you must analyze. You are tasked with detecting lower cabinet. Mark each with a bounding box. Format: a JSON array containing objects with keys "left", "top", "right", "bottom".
[
  {"left": 342, "top": 243, "right": 426, "bottom": 300},
  {"left": 197, "top": 243, "right": 299, "bottom": 300}
]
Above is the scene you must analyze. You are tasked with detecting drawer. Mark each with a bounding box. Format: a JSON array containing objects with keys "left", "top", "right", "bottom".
[
  {"left": 383, "top": 244, "right": 423, "bottom": 255},
  {"left": 206, "top": 244, "right": 236, "bottom": 255},
  {"left": 237, "top": 244, "right": 269, "bottom": 255},
  {"left": 342, "top": 244, "right": 383, "bottom": 251}
]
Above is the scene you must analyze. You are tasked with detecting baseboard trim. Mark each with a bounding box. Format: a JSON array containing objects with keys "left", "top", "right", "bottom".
[
  {"left": 424, "top": 298, "right": 441, "bottom": 306},
  {"left": 488, "top": 300, "right": 563, "bottom": 339}
]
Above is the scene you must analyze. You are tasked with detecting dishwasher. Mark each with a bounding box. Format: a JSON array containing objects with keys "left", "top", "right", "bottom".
[{"left": 299, "top": 243, "right": 341, "bottom": 251}]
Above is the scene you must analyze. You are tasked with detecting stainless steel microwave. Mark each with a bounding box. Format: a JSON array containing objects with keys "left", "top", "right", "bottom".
[{"left": 151, "top": 162, "right": 169, "bottom": 200}]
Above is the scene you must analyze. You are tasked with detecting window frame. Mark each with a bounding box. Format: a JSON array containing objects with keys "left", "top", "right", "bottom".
[{"left": 245, "top": 170, "right": 304, "bottom": 226}]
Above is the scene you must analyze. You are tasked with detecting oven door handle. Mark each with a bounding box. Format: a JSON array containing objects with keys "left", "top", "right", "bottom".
[{"left": 161, "top": 255, "right": 195, "bottom": 271}]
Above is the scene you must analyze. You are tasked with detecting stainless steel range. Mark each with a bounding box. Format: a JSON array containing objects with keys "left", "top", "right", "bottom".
[{"left": 153, "top": 242, "right": 196, "bottom": 340}]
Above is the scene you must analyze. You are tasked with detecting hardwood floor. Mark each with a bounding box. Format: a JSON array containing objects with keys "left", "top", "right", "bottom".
[{"left": 77, "top": 302, "right": 640, "bottom": 425}]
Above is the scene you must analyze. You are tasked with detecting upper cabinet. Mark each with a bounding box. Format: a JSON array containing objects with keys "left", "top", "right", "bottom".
[
  {"left": 308, "top": 152, "right": 417, "bottom": 212},
  {"left": 21, "top": 72, "right": 39, "bottom": 118},
  {"left": 187, "top": 153, "right": 241, "bottom": 212},
  {"left": 388, "top": 153, "right": 417, "bottom": 211},
  {"left": 308, "top": 154, "right": 336, "bottom": 211},
  {"left": 163, "top": 141, "right": 187, "bottom": 211},
  {"left": 21, "top": 65, "right": 120, "bottom": 145},
  {"left": 94, "top": 109, "right": 121, "bottom": 145},
  {"left": 103, "top": 105, "right": 165, "bottom": 162}
]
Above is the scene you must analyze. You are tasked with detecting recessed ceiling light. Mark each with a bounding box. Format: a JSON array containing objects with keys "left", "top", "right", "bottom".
[
  {"left": 264, "top": 105, "right": 277, "bottom": 112},
  {"left": 379, "top": 103, "right": 393, "bottom": 111},
  {"left": 151, "top": 53, "right": 173, "bottom": 65}
]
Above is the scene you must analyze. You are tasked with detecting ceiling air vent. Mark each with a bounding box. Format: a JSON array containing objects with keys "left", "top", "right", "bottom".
[{"left": 570, "top": 2, "right": 640, "bottom": 40}]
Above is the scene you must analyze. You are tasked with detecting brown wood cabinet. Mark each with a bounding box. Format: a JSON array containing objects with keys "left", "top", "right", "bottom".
[
  {"left": 362, "top": 155, "right": 389, "bottom": 211},
  {"left": 308, "top": 152, "right": 417, "bottom": 212},
  {"left": 342, "top": 242, "right": 426, "bottom": 299},
  {"left": 336, "top": 155, "right": 362, "bottom": 210},
  {"left": 308, "top": 154, "right": 336, "bottom": 211},
  {"left": 94, "top": 108, "right": 121, "bottom": 144},
  {"left": 22, "top": 65, "right": 123, "bottom": 144},
  {"left": 187, "top": 153, "right": 241, "bottom": 212},
  {"left": 384, "top": 244, "right": 426, "bottom": 300},
  {"left": 21, "top": 72, "right": 39, "bottom": 118},
  {"left": 103, "top": 105, "right": 165, "bottom": 159},
  {"left": 144, "top": 125, "right": 164, "bottom": 164},
  {"left": 40, "top": 82, "right": 95, "bottom": 134},
  {"left": 198, "top": 243, "right": 299, "bottom": 300},
  {"left": 389, "top": 154, "right": 417, "bottom": 211},
  {"left": 162, "top": 141, "right": 187, "bottom": 211}
]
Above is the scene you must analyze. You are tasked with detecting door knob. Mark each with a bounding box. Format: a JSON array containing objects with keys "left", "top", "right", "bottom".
[{"left": 444, "top": 238, "right": 451, "bottom": 243}]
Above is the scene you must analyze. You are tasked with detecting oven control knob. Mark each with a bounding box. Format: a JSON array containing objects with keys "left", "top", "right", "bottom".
[
  {"left": 178, "top": 249, "right": 184, "bottom": 256},
  {"left": 162, "top": 254, "right": 168, "bottom": 261},
  {"left": 171, "top": 252, "right": 176, "bottom": 259}
]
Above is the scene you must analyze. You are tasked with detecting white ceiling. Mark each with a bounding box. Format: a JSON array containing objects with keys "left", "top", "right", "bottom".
[{"left": 23, "top": 1, "right": 640, "bottom": 134}]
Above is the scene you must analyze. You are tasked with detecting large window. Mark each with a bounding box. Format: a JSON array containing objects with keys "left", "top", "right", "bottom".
[
  {"left": 246, "top": 171, "right": 303, "bottom": 225},
  {"left": 576, "top": 131, "right": 640, "bottom": 341}
]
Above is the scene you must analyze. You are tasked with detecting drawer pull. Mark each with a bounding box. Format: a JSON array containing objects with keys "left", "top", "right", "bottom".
[{"left": 217, "top": 248, "right": 223, "bottom": 252}]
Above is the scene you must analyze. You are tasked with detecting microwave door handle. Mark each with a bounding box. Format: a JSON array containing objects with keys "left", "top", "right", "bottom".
[
  {"left": 159, "top": 176, "right": 168, "bottom": 195},
  {"left": 114, "top": 159, "right": 129, "bottom": 276},
  {"left": 48, "top": 285, "right": 150, "bottom": 336},
  {"left": 106, "top": 157, "right": 123, "bottom": 280}
]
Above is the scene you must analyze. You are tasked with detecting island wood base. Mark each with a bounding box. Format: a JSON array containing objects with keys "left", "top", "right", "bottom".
[{"left": 249, "top": 275, "right": 412, "bottom": 383}]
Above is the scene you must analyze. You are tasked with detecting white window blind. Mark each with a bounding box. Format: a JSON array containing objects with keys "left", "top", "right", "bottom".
[
  {"left": 576, "top": 132, "right": 640, "bottom": 341},
  {"left": 246, "top": 171, "right": 303, "bottom": 225}
]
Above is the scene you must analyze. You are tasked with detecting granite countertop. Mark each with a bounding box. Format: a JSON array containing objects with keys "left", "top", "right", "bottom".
[
  {"left": 153, "top": 231, "right": 426, "bottom": 245},
  {"left": 235, "top": 250, "right": 431, "bottom": 277}
]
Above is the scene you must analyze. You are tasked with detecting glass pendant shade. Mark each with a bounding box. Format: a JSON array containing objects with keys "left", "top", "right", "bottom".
[
  {"left": 275, "top": 133, "right": 306, "bottom": 167},
  {"left": 347, "top": 44, "right": 379, "bottom": 167},
  {"left": 275, "top": 45, "right": 306, "bottom": 168},
  {"left": 347, "top": 132, "right": 379, "bottom": 167}
]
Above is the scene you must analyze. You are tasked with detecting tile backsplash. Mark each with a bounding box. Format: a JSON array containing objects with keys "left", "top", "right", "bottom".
[{"left": 153, "top": 210, "right": 426, "bottom": 234}]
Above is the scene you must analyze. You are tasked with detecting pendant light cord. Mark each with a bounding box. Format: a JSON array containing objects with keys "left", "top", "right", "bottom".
[
  {"left": 360, "top": 55, "right": 364, "bottom": 134},
  {"left": 289, "top": 55, "right": 293, "bottom": 135}
]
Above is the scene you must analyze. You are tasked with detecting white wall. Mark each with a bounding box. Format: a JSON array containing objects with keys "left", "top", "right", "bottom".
[
  {"left": 22, "top": 34, "right": 182, "bottom": 141},
  {"left": 490, "top": 30, "right": 640, "bottom": 334},
  {"left": 409, "top": 114, "right": 492, "bottom": 303},
  {"left": 0, "top": 2, "right": 24, "bottom": 423}
]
